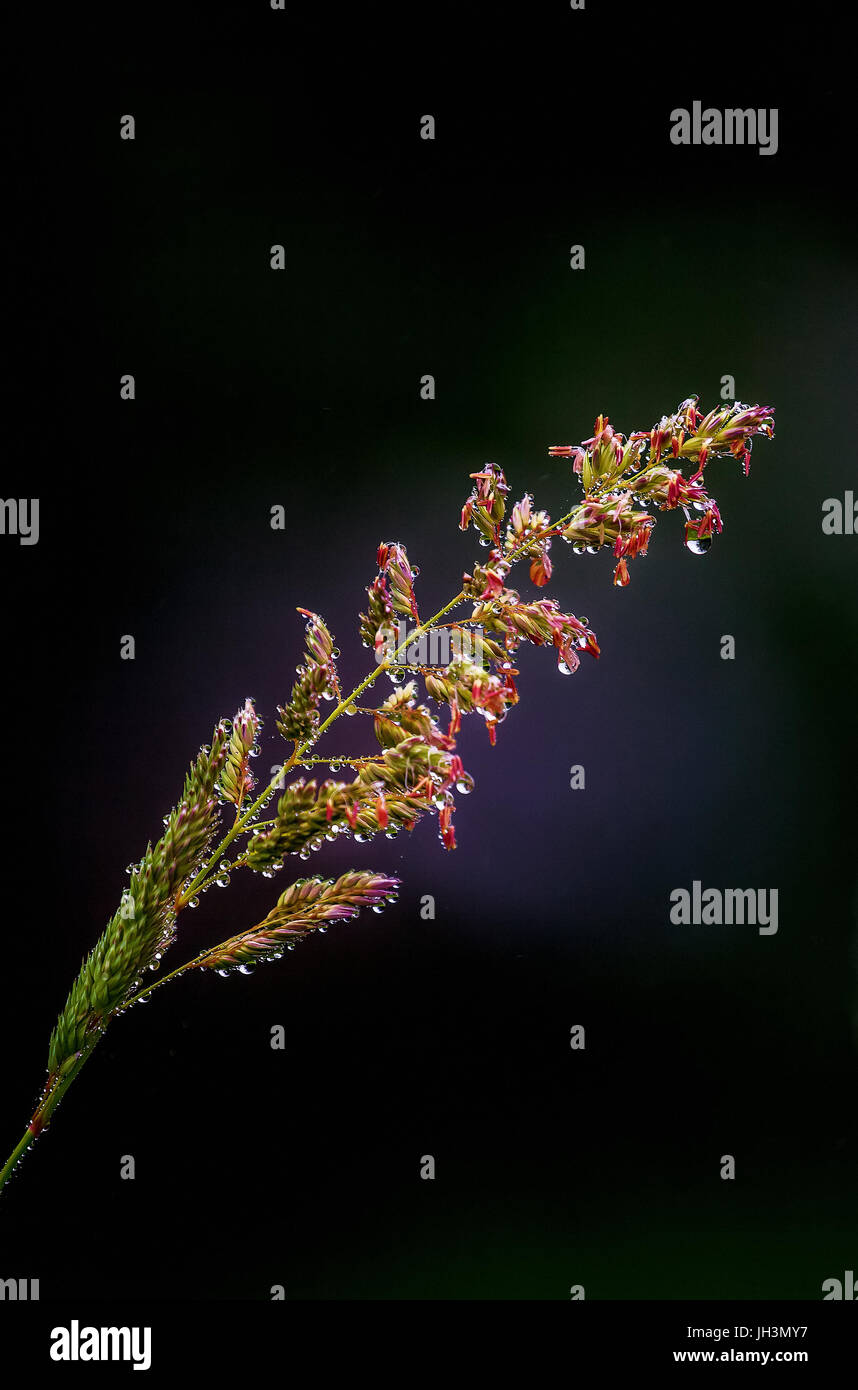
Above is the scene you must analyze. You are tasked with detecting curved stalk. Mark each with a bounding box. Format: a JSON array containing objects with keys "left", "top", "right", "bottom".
[{"left": 0, "top": 511, "right": 580, "bottom": 1195}]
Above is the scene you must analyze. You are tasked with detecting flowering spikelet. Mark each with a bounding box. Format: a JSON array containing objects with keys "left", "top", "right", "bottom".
[
  {"left": 245, "top": 778, "right": 349, "bottom": 867},
  {"left": 192, "top": 872, "right": 401, "bottom": 970},
  {"left": 560, "top": 493, "right": 655, "bottom": 564},
  {"left": 425, "top": 655, "right": 520, "bottom": 742},
  {"left": 459, "top": 463, "right": 510, "bottom": 545},
  {"left": 219, "top": 699, "right": 260, "bottom": 809},
  {"left": 47, "top": 725, "right": 230, "bottom": 1073},
  {"left": 359, "top": 575, "right": 394, "bottom": 653},
  {"left": 373, "top": 682, "right": 455, "bottom": 751},
  {"left": 359, "top": 543, "right": 420, "bottom": 653},
  {"left": 277, "top": 610, "right": 340, "bottom": 742},
  {"left": 246, "top": 724, "right": 473, "bottom": 868},
  {"left": 468, "top": 587, "right": 600, "bottom": 672},
  {"left": 502, "top": 492, "right": 554, "bottom": 585},
  {"left": 549, "top": 396, "right": 775, "bottom": 581}
]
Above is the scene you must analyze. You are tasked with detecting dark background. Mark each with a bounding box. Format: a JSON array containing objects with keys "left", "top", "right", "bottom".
[{"left": 1, "top": 3, "right": 855, "bottom": 1300}]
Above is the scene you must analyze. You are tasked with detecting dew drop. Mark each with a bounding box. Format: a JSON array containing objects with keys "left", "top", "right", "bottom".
[
  {"left": 685, "top": 536, "right": 711, "bottom": 555},
  {"left": 238, "top": 964, "right": 254, "bottom": 975},
  {"left": 188, "top": 897, "right": 200, "bottom": 908}
]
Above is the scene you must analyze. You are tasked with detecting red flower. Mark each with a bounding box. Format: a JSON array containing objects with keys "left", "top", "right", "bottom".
[
  {"left": 480, "top": 569, "right": 505, "bottom": 599},
  {"left": 448, "top": 698, "right": 461, "bottom": 736},
  {"left": 439, "top": 804, "right": 456, "bottom": 850},
  {"left": 445, "top": 755, "right": 464, "bottom": 789},
  {"left": 530, "top": 552, "right": 552, "bottom": 587}
]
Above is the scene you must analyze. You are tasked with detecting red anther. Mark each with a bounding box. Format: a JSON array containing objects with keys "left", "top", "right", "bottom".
[
  {"left": 529, "top": 553, "right": 552, "bottom": 587},
  {"left": 480, "top": 570, "right": 504, "bottom": 600}
]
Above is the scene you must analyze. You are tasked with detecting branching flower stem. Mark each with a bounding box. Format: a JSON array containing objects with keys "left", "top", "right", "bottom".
[
  {"left": 177, "top": 588, "right": 470, "bottom": 909},
  {"left": 1, "top": 512, "right": 594, "bottom": 1192},
  {"left": 0, "top": 589, "right": 475, "bottom": 1193},
  {"left": 2, "top": 397, "right": 775, "bottom": 1197}
]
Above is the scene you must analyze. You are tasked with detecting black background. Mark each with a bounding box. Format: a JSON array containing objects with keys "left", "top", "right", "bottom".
[{"left": 1, "top": 2, "right": 856, "bottom": 1304}]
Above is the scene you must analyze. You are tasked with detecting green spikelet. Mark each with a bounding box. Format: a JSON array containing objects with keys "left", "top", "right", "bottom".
[
  {"left": 218, "top": 699, "right": 261, "bottom": 808},
  {"left": 191, "top": 871, "right": 401, "bottom": 969},
  {"left": 47, "top": 726, "right": 229, "bottom": 1073},
  {"left": 276, "top": 610, "right": 340, "bottom": 742}
]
